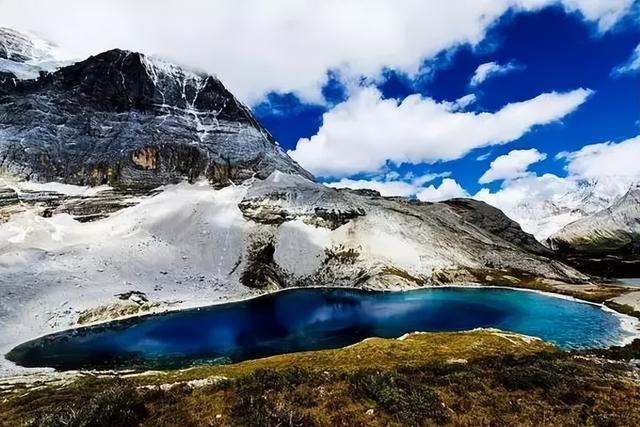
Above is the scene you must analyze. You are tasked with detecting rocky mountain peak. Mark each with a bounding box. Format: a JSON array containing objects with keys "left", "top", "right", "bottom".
[
  {"left": 0, "top": 31, "right": 313, "bottom": 189},
  {"left": 49, "top": 49, "right": 264, "bottom": 124}
]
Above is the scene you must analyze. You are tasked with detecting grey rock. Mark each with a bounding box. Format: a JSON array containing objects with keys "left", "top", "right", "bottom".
[
  {"left": 239, "top": 173, "right": 588, "bottom": 289},
  {"left": 239, "top": 171, "right": 365, "bottom": 229},
  {"left": 0, "top": 187, "right": 144, "bottom": 223},
  {"left": 443, "top": 198, "right": 553, "bottom": 256},
  {"left": 0, "top": 27, "right": 54, "bottom": 63},
  {"left": 0, "top": 47, "right": 312, "bottom": 189}
]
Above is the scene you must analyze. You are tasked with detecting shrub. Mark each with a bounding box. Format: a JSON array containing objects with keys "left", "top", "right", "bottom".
[
  {"left": 228, "top": 368, "right": 318, "bottom": 427},
  {"left": 25, "top": 381, "right": 146, "bottom": 427},
  {"left": 349, "top": 370, "right": 449, "bottom": 425}
]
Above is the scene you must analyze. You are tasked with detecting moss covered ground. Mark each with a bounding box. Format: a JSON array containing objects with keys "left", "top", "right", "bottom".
[{"left": 2, "top": 330, "right": 640, "bottom": 427}]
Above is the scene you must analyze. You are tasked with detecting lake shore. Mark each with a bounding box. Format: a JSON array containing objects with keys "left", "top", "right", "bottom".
[{"left": 2, "top": 280, "right": 640, "bottom": 378}]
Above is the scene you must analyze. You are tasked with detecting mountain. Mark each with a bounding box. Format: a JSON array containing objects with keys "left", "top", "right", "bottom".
[
  {"left": 0, "top": 27, "right": 68, "bottom": 80},
  {"left": 488, "top": 177, "right": 634, "bottom": 242},
  {"left": 0, "top": 46, "right": 312, "bottom": 189},
  {"left": 442, "top": 198, "right": 553, "bottom": 257},
  {"left": 0, "top": 29, "right": 591, "bottom": 372},
  {"left": 548, "top": 185, "right": 640, "bottom": 276}
]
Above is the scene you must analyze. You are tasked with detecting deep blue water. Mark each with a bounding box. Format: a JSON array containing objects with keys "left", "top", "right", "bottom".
[{"left": 6, "top": 287, "right": 635, "bottom": 371}]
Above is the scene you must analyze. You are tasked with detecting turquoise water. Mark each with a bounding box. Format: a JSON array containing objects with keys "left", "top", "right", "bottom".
[
  {"left": 620, "top": 278, "right": 640, "bottom": 286},
  {"left": 6, "top": 287, "right": 635, "bottom": 370}
]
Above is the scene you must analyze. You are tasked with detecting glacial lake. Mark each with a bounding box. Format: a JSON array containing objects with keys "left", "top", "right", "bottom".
[
  {"left": 620, "top": 278, "right": 640, "bottom": 286},
  {"left": 6, "top": 287, "right": 636, "bottom": 371}
]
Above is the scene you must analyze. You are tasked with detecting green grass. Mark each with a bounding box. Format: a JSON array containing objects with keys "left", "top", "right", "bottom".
[{"left": 129, "top": 329, "right": 555, "bottom": 385}]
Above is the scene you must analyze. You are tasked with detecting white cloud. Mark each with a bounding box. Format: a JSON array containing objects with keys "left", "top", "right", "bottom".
[
  {"left": 612, "top": 44, "right": 640, "bottom": 76},
  {"left": 325, "top": 172, "right": 449, "bottom": 197},
  {"left": 0, "top": 0, "right": 632, "bottom": 102},
  {"left": 474, "top": 173, "right": 579, "bottom": 239},
  {"left": 470, "top": 61, "right": 521, "bottom": 86},
  {"left": 475, "top": 173, "right": 575, "bottom": 217},
  {"left": 416, "top": 178, "right": 469, "bottom": 202},
  {"left": 476, "top": 150, "right": 493, "bottom": 161},
  {"left": 479, "top": 148, "right": 547, "bottom": 184},
  {"left": 558, "top": 135, "right": 640, "bottom": 179},
  {"left": 560, "top": 0, "right": 636, "bottom": 31},
  {"left": 289, "top": 86, "right": 592, "bottom": 177},
  {"left": 473, "top": 134, "right": 640, "bottom": 239},
  {"left": 452, "top": 94, "right": 477, "bottom": 110}
]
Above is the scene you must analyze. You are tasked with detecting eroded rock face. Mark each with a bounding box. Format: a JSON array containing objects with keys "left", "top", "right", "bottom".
[
  {"left": 239, "top": 172, "right": 366, "bottom": 229},
  {"left": 0, "top": 186, "right": 144, "bottom": 223},
  {"left": 237, "top": 173, "right": 589, "bottom": 290},
  {"left": 0, "top": 48, "right": 312, "bottom": 189},
  {"left": 443, "top": 198, "right": 553, "bottom": 256}
]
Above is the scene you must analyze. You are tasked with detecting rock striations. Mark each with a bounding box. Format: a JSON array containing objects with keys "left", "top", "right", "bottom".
[{"left": 0, "top": 45, "right": 312, "bottom": 188}]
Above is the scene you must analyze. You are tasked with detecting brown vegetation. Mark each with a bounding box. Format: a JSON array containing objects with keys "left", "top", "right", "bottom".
[{"left": 2, "top": 330, "right": 640, "bottom": 427}]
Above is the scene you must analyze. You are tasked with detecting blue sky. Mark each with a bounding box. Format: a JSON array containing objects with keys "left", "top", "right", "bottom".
[{"left": 253, "top": 4, "right": 640, "bottom": 197}]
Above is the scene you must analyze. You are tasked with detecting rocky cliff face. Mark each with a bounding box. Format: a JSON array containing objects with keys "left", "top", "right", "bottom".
[
  {"left": 0, "top": 46, "right": 312, "bottom": 189},
  {"left": 443, "top": 198, "right": 553, "bottom": 257},
  {"left": 237, "top": 173, "right": 586, "bottom": 290},
  {"left": 548, "top": 186, "right": 640, "bottom": 276}
]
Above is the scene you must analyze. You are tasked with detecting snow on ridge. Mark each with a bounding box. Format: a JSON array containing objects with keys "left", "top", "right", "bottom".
[
  {"left": 489, "top": 177, "right": 638, "bottom": 243},
  {"left": 0, "top": 27, "right": 72, "bottom": 79},
  {"left": 0, "top": 27, "right": 56, "bottom": 62}
]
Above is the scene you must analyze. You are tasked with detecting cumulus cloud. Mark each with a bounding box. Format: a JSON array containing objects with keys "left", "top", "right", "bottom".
[
  {"left": 326, "top": 173, "right": 467, "bottom": 202},
  {"left": 325, "top": 172, "right": 450, "bottom": 197},
  {"left": 557, "top": 135, "right": 640, "bottom": 179},
  {"left": 0, "top": 0, "right": 633, "bottom": 102},
  {"left": 479, "top": 148, "right": 547, "bottom": 183},
  {"left": 416, "top": 178, "right": 469, "bottom": 202},
  {"left": 612, "top": 44, "right": 640, "bottom": 76},
  {"left": 470, "top": 61, "right": 522, "bottom": 86},
  {"left": 289, "top": 86, "right": 592, "bottom": 177}
]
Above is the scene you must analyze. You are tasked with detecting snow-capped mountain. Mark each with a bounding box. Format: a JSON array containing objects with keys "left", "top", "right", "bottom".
[
  {"left": 491, "top": 177, "right": 636, "bottom": 242},
  {"left": 0, "top": 46, "right": 312, "bottom": 188},
  {"left": 0, "top": 27, "right": 69, "bottom": 80},
  {"left": 550, "top": 184, "right": 640, "bottom": 251},
  {"left": 547, "top": 184, "right": 640, "bottom": 276}
]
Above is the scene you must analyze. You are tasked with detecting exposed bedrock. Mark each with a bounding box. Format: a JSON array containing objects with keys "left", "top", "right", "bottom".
[
  {"left": 0, "top": 48, "right": 312, "bottom": 189},
  {"left": 237, "top": 173, "right": 589, "bottom": 291}
]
